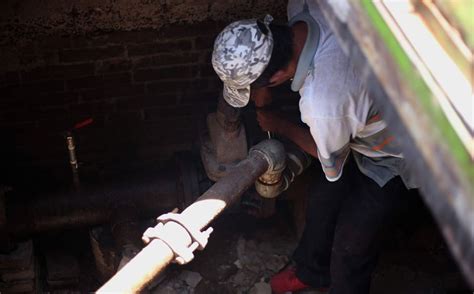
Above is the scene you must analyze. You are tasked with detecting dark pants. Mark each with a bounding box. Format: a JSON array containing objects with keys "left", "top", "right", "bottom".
[{"left": 293, "top": 155, "right": 415, "bottom": 294}]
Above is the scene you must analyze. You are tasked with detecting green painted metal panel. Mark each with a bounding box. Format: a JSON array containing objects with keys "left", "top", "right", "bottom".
[{"left": 361, "top": 0, "right": 474, "bottom": 190}]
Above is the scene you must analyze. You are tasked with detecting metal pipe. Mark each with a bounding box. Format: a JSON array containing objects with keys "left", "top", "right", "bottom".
[
  {"left": 255, "top": 143, "right": 312, "bottom": 198},
  {"left": 65, "top": 133, "right": 80, "bottom": 189},
  {"left": 6, "top": 169, "right": 180, "bottom": 237},
  {"left": 98, "top": 141, "right": 275, "bottom": 293}
]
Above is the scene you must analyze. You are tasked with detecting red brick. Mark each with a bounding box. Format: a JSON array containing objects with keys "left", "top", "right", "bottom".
[
  {"left": 7, "top": 71, "right": 20, "bottom": 83},
  {"left": 144, "top": 105, "right": 196, "bottom": 120},
  {"left": 67, "top": 76, "right": 103, "bottom": 90},
  {"left": 200, "top": 49, "right": 213, "bottom": 64},
  {"left": 134, "top": 66, "right": 193, "bottom": 82},
  {"left": 80, "top": 83, "right": 144, "bottom": 101},
  {"left": 90, "top": 30, "right": 159, "bottom": 46},
  {"left": 102, "top": 72, "right": 132, "bottom": 86},
  {"left": 106, "top": 112, "right": 144, "bottom": 125},
  {"left": 36, "top": 116, "right": 74, "bottom": 132},
  {"left": 116, "top": 94, "right": 177, "bottom": 110},
  {"left": 37, "top": 36, "right": 72, "bottom": 51},
  {"left": 187, "top": 77, "right": 217, "bottom": 90},
  {"left": 22, "top": 63, "right": 95, "bottom": 81},
  {"left": 143, "top": 94, "right": 177, "bottom": 107},
  {"left": 207, "top": 77, "right": 223, "bottom": 90},
  {"left": 96, "top": 59, "right": 132, "bottom": 73},
  {"left": 0, "top": 122, "right": 36, "bottom": 134},
  {"left": 67, "top": 73, "right": 131, "bottom": 90},
  {"left": 80, "top": 88, "right": 106, "bottom": 101},
  {"left": 181, "top": 90, "right": 219, "bottom": 104},
  {"left": 158, "top": 22, "right": 221, "bottom": 39},
  {"left": 37, "top": 92, "right": 79, "bottom": 106},
  {"left": 0, "top": 107, "right": 34, "bottom": 123},
  {"left": 115, "top": 96, "right": 146, "bottom": 111},
  {"left": 59, "top": 46, "right": 124, "bottom": 63},
  {"left": 195, "top": 36, "right": 217, "bottom": 50},
  {"left": 69, "top": 101, "right": 115, "bottom": 118},
  {"left": 35, "top": 106, "right": 69, "bottom": 120},
  {"left": 146, "top": 80, "right": 184, "bottom": 94},
  {"left": 143, "top": 124, "right": 195, "bottom": 140},
  {"left": 53, "top": 63, "right": 96, "bottom": 79},
  {"left": 133, "top": 53, "right": 199, "bottom": 68},
  {"left": 104, "top": 84, "right": 145, "bottom": 98},
  {"left": 128, "top": 40, "right": 192, "bottom": 57},
  {"left": 70, "top": 37, "right": 90, "bottom": 48},
  {"left": 192, "top": 64, "right": 215, "bottom": 78},
  {"left": 145, "top": 118, "right": 194, "bottom": 130},
  {"left": 3, "top": 80, "right": 65, "bottom": 98}
]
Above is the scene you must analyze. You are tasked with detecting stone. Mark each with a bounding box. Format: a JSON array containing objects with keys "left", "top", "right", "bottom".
[
  {"left": 249, "top": 282, "right": 272, "bottom": 294},
  {"left": 234, "top": 259, "right": 243, "bottom": 269},
  {"left": 217, "top": 264, "right": 238, "bottom": 281},
  {"left": 179, "top": 270, "right": 202, "bottom": 288},
  {"left": 45, "top": 252, "right": 80, "bottom": 287},
  {"left": 264, "top": 254, "right": 288, "bottom": 272},
  {"left": 1, "top": 267, "right": 35, "bottom": 282},
  {"left": 236, "top": 237, "right": 246, "bottom": 260},
  {"left": 0, "top": 240, "right": 33, "bottom": 270},
  {"left": 232, "top": 269, "right": 256, "bottom": 288}
]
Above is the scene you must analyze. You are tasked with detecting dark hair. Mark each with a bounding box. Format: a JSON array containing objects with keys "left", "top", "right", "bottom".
[{"left": 251, "top": 22, "right": 293, "bottom": 89}]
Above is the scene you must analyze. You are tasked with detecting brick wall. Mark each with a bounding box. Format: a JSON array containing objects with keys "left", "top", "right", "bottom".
[{"left": 0, "top": 22, "right": 226, "bottom": 183}]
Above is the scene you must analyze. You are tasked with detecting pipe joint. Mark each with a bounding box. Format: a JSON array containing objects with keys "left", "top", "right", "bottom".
[
  {"left": 249, "top": 139, "right": 286, "bottom": 180},
  {"left": 142, "top": 212, "right": 213, "bottom": 265},
  {"left": 253, "top": 141, "right": 312, "bottom": 198},
  {"left": 249, "top": 139, "right": 286, "bottom": 198}
]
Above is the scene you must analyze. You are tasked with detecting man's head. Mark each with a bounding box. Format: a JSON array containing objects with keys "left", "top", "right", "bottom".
[{"left": 212, "top": 16, "right": 293, "bottom": 108}]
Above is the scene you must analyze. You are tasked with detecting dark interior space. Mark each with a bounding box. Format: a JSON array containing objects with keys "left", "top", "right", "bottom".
[{"left": 1, "top": 1, "right": 472, "bottom": 293}]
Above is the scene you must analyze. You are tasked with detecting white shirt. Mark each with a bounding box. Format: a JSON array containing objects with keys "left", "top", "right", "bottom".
[{"left": 288, "top": 0, "right": 418, "bottom": 188}]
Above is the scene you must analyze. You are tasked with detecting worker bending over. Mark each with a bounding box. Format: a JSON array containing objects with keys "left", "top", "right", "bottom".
[{"left": 211, "top": 0, "right": 418, "bottom": 293}]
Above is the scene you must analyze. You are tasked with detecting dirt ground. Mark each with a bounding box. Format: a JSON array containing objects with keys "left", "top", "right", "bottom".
[{"left": 147, "top": 207, "right": 471, "bottom": 294}]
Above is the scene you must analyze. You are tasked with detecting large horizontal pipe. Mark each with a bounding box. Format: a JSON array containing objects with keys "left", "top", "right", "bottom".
[
  {"left": 97, "top": 140, "right": 282, "bottom": 293},
  {"left": 6, "top": 168, "right": 181, "bottom": 237}
]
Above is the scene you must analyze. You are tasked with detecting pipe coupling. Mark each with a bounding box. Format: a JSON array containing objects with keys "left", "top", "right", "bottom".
[
  {"left": 252, "top": 141, "right": 312, "bottom": 198},
  {"left": 249, "top": 139, "right": 286, "bottom": 198}
]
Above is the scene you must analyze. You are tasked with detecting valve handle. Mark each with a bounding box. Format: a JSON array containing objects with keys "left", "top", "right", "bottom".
[{"left": 74, "top": 118, "right": 94, "bottom": 130}]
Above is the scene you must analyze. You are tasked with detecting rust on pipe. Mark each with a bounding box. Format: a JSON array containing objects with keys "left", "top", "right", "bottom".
[{"left": 98, "top": 150, "right": 269, "bottom": 293}]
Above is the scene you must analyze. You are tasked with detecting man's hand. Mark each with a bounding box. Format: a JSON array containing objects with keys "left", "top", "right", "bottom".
[
  {"left": 256, "top": 109, "right": 285, "bottom": 134},
  {"left": 251, "top": 87, "right": 272, "bottom": 107},
  {"left": 258, "top": 109, "right": 319, "bottom": 158}
]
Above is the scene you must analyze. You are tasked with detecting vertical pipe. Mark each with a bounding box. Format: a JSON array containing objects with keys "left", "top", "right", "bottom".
[
  {"left": 97, "top": 150, "right": 269, "bottom": 293},
  {"left": 66, "top": 133, "right": 80, "bottom": 189}
]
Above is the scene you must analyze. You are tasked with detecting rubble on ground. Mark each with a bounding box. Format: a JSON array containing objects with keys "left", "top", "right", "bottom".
[{"left": 150, "top": 212, "right": 297, "bottom": 293}]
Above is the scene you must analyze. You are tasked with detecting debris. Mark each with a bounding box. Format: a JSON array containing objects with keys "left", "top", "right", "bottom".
[
  {"left": 45, "top": 252, "right": 80, "bottom": 287},
  {"left": 249, "top": 281, "right": 272, "bottom": 294},
  {"left": 234, "top": 259, "right": 243, "bottom": 269},
  {"left": 148, "top": 213, "right": 297, "bottom": 293},
  {"left": 232, "top": 268, "right": 258, "bottom": 288},
  {"left": 0, "top": 240, "right": 38, "bottom": 293},
  {"left": 217, "top": 264, "right": 238, "bottom": 281},
  {"left": 265, "top": 254, "right": 288, "bottom": 272},
  {"left": 179, "top": 270, "right": 202, "bottom": 288}
]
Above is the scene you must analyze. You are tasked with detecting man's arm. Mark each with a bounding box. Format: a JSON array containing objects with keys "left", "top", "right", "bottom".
[
  {"left": 256, "top": 109, "right": 318, "bottom": 158},
  {"left": 250, "top": 87, "right": 273, "bottom": 107}
]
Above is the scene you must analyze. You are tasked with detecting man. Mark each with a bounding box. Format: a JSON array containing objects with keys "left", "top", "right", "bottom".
[{"left": 211, "top": 1, "right": 418, "bottom": 293}]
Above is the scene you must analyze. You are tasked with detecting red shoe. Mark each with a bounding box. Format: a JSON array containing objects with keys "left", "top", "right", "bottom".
[{"left": 270, "top": 266, "right": 310, "bottom": 293}]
